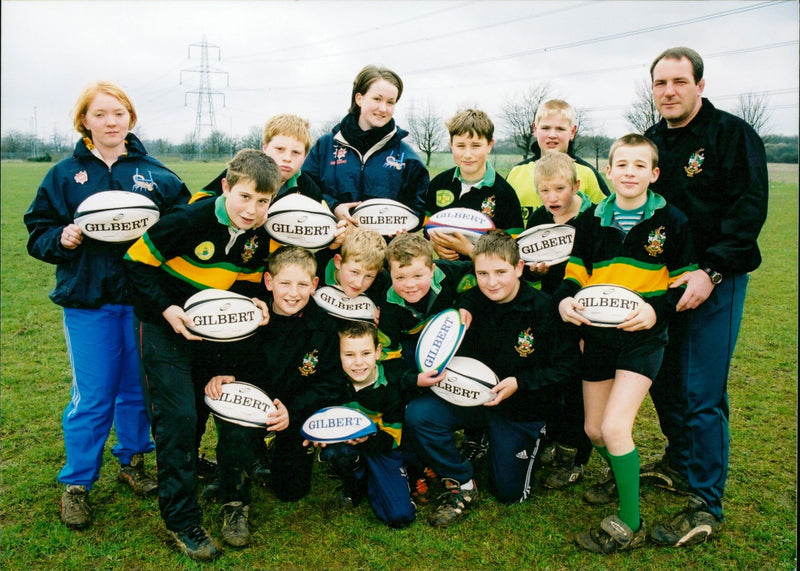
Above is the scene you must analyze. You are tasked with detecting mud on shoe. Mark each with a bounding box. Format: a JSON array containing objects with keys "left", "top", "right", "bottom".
[
  {"left": 575, "top": 515, "right": 647, "bottom": 554},
  {"left": 650, "top": 496, "right": 720, "bottom": 547},
  {"left": 117, "top": 453, "right": 158, "bottom": 496},
  {"left": 428, "top": 478, "right": 478, "bottom": 527},
  {"left": 640, "top": 456, "right": 692, "bottom": 494},
  {"left": 221, "top": 501, "right": 251, "bottom": 547},
  {"left": 61, "top": 484, "right": 92, "bottom": 529},
  {"left": 168, "top": 523, "right": 219, "bottom": 560},
  {"left": 542, "top": 443, "right": 583, "bottom": 489},
  {"left": 582, "top": 469, "right": 618, "bottom": 505}
]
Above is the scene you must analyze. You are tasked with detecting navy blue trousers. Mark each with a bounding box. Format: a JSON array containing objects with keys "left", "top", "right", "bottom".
[
  {"left": 404, "top": 393, "right": 545, "bottom": 504},
  {"left": 651, "top": 275, "right": 748, "bottom": 518}
]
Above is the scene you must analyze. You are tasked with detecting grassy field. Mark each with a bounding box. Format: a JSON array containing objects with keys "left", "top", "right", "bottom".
[{"left": 1, "top": 159, "right": 796, "bottom": 570}]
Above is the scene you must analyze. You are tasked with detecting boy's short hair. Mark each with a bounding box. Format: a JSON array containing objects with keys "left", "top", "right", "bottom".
[
  {"left": 471, "top": 229, "right": 520, "bottom": 266},
  {"left": 263, "top": 114, "right": 312, "bottom": 154},
  {"left": 386, "top": 232, "right": 434, "bottom": 268},
  {"left": 267, "top": 245, "right": 317, "bottom": 278},
  {"left": 226, "top": 149, "right": 281, "bottom": 195},
  {"left": 349, "top": 65, "right": 404, "bottom": 116},
  {"left": 338, "top": 320, "right": 379, "bottom": 348},
  {"left": 650, "top": 46, "right": 704, "bottom": 83},
  {"left": 608, "top": 134, "right": 659, "bottom": 169},
  {"left": 534, "top": 99, "right": 577, "bottom": 128},
  {"left": 445, "top": 108, "right": 494, "bottom": 141},
  {"left": 534, "top": 153, "right": 578, "bottom": 187},
  {"left": 73, "top": 81, "right": 137, "bottom": 138},
  {"left": 340, "top": 227, "right": 388, "bottom": 272}
]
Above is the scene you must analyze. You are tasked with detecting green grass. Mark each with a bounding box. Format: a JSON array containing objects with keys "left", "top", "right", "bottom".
[{"left": 1, "top": 160, "right": 796, "bottom": 570}]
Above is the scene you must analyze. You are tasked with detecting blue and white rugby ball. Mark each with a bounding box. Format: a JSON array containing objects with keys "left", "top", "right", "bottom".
[
  {"left": 425, "top": 208, "right": 495, "bottom": 244},
  {"left": 300, "top": 406, "right": 378, "bottom": 443},
  {"left": 415, "top": 308, "right": 466, "bottom": 373}
]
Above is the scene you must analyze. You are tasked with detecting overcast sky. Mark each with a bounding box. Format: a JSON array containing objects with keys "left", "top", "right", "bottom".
[{"left": 2, "top": 0, "right": 797, "bottom": 146}]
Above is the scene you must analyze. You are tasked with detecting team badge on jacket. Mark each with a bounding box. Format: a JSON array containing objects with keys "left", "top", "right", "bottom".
[
  {"left": 480, "top": 195, "right": 496, "bottom": 218},
  {"left": 684, "top": 149, "right": 705, "bottom": 177},
  {"left": 74, "top": 170, "right": 88, "bottom": 185},
  {"left": 436, "top": 189, "right": 455, "bottom": 207},
  {"left": 195, "top": 241, "right": 215, "bottom": 260},
  {"left": 241, "top": 236, "right": 259, "bottom": 263},
  {"left": 384, "top": 152, "right": 406, "bottom": 171},
  {"left": 645, "top": 226, "right": 666, "bottom": 257},
  {"left": 132, "top": 169, "right": 157, "bottom": 192},
  {"left": 299, "top": 349, "right": 319, "bottom": 376},
  {"left": 515, "top": 328, "right": 535, "bottom": 357}
]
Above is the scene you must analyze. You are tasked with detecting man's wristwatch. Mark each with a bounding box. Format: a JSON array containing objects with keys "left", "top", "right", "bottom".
[{"left": 702, "top": 267, "right": 723, "bottom": 285}]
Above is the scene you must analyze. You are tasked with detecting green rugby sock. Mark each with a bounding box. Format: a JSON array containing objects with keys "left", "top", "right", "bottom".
[{"left": 608, "top": 447, "right": 640, "bottom": 531}]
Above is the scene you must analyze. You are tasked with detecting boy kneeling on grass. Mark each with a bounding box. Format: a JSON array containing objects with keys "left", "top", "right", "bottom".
[
  {"left": 404, "top": 229, "right": 581, "bottom": 527},
  {"left": 553, "top": 134, "right": 696, "bottom": 553},
  {"left": 204, "top": 245, "right": 348, "bottom": 549},
  {"left": 304, "top": 321, "right": 436, "bottom": 528}
]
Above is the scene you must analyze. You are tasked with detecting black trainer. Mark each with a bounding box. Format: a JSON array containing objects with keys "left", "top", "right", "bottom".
[
  {"left": 575, "top": 515, "right": 648, "bottom": 554},
  {"left": 429, "top": 478, "right": 478, "bottom": 527},
  {"left": 640, "top": 456, "right": 692, "bottom": 494},
  {"left": 167, "top": 523, "right": 219, "bottom": 561},
  {"left": 582, "top": 469, "right": 618, "bottom": 505},
  {"left": 221, "top": 501, "right": 251, "bottom": 547},
  {"left": 650, "top": 496, "right": 720, "bottom": 547}
]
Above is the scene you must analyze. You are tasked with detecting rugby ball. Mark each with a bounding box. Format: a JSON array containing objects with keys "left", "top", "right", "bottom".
[
  {"left": 431, "top": 356, "right": 499, "bottom": 407},
  {"left": 312, "top": 285, "right": 377, "bottom": 322},
  {"left": 351, "top": 198, "right": 420, "bottom": 235},
  {"left": 572, "top": 284, "right": 646, "bottom": 327},
  {"left": 204, "top": 381, "right": 277, "bottom": 428},
  {"left": 265, "top": 193, "right": 338, "bottom": 250},
  {"left": 300, "top": 406, "right": 378, "bottom": 444},
  {"left": 415, "top": 309, "right": 466, "bottom": 373},
  {"left": 425, "top": 208, "right": 495, "bottom": 244},
  {"left": 74, "top": 190, "right": 159, "bottom": 242},
  {"left": 183, "top": 289, "right": 261, "bottom": 341},
  {"left": 516, "top": 223, "right": 576, "bottom": 265}
]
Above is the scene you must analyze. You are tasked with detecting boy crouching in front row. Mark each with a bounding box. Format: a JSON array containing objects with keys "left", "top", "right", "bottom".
[{"left": 306, "top": 321, "right": 439, "bottom": 528}]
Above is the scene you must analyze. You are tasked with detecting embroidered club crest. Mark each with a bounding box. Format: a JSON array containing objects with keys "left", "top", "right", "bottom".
[
  {"left": 480, "top": 195, "right": 496, "bottom": 217},
  {"left": 74, "top": 170, "right": 88, "bottom": 185},
  {"left": 332, "top": 147, "right": 348, "bottom": 165},
  {"left": 384, "top": 153, "right": 406, "bottom": 171},
  {"left": 241, "top": 236, "right": 258, "bottom": 263},
  {"left": 645, "top": 225, "right": 666, "bottom": 257},
  {"left": 195, "top": 241, "right": 215, "bottom": 260},
  {"left": 436, "top": 189, "right": 455, "bottom": 208},
  {"left": 132, "top": 169, "right": 157, "bottom": 192},
  {"left": 515, "top": 328, "right": 535, "bottom": 357},
  {"left": 684, "top": 149, "right": 705, "bottom": 177},
  {"left": 299, "top": 349, "right": 319, "bottom": 376}
]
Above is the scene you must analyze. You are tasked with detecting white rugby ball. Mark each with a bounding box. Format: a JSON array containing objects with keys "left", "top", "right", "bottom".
[
  {"left": 183, "top": 289, "right": 261, "bottom": 341},
  {"left": 204, "top": 381, "right": 276, "bottom": 428},
  {"left": 351, "top": 198, "right": 420, "bottom": 235},
  {"left": 431, "top": 356, "right": 499, "bottom": 407},
  {"left": 425, "top": 207, "right": 495, "bottom": 244},
  {"left": 312, "top": 286, "right": 377, "bottom": 322},
  {"left": 265, "top": 193, "right": 338, "bottom": 250},
  {"left": 573, "top": 284, "right": 646, "bottom": 327},
  {"left": 74, "top": 190, "right": 159, "bottom": 242},
  {"left": 300, "top": 406, "right": 378, "bottom": 443},
  {"left": 415, "top": 308, "right": 466, "bottom": 373},
  {"left": 516, "top": 223, "right": 576, "bottom": 265}
]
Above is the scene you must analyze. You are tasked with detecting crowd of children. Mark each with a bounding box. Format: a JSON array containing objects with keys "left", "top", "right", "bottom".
[{"left": 27, "top": 49, "right": 767, "bottom": 562}]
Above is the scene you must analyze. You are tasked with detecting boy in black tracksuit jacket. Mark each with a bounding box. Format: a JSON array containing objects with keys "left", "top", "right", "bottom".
[
  {"left": 404, "top": 230, "right": 580, "bottom": 527},
  {"left": 203, "top": 246, "right": 348, "bottom": 547},
  {"left": 313, "top": 322, "right": 421, "bottom": 528}
]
